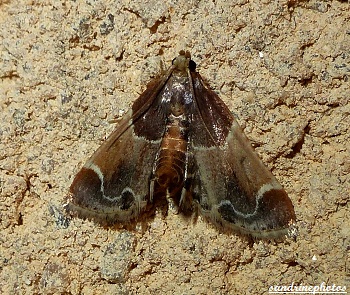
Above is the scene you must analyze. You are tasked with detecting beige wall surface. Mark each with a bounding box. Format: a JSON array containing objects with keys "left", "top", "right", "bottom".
[{"left": 0, "top": 0, "right": 349, "bottom": 294}]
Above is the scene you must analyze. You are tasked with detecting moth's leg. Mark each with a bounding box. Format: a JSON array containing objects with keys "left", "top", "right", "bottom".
[
  {"left": 179, "top": 139, "right": 194, "bottom": 211},
  {"left": 149, "top": 145, "right": 162, "bottom": 202},
  {"left": 149, "top": 177, "right": 156, "bottom": 202}
]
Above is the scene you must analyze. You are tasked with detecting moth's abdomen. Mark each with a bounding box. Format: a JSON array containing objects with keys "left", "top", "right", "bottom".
[{"left": 154, "top": 119, "right": 188, "bottom": 195}]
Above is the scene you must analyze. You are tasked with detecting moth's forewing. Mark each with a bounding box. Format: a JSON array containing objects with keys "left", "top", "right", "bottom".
[
  {"left": 67, "top": 76, "right": 174, "bottom": 224},
  {"left": 190, "top": 73, "right": 295, "bottom": 238},
  {"left": 189, "top": 73, "right": 233, "bottom": 146}
]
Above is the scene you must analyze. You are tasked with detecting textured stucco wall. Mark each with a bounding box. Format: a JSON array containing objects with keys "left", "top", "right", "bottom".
[{"left": 1, "top": 0, "right": 349, "bottom": 294}]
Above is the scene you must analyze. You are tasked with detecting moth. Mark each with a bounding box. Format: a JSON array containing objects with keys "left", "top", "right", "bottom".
[{"left": 66, "top": 50, "right": 296, "bottom": 239}]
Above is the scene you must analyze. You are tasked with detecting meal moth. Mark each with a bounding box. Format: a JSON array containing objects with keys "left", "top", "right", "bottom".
[{"left": 66, "top": 50, "right": 296, "bottom": 239}]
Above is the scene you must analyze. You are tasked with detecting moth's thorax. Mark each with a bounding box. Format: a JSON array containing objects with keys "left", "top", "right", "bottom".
[{"left": 162, "top": 71, "right": 194, "bottom": 107}]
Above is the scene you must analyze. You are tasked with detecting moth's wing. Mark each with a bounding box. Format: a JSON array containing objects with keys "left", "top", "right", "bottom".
[
  {"left": 67, "top": 75, "right": 171, "bottom": 224},
  {"left": 190, "top": 73, "right": 295, "bottom": 238}
]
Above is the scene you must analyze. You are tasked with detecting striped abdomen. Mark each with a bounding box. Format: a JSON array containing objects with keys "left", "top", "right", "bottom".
[{"left": 154, "top": 113, "right": 188, "bottom": 197}]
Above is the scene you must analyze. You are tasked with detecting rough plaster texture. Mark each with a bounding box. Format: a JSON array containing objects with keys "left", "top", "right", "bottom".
[{"left": 0, "top": 0, "right": 349, "bottom": 294}]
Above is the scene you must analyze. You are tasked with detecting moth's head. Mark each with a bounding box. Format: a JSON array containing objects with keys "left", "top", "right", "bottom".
[{"left": 172, "top": 50, "right": 197, "bottom": 72}]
